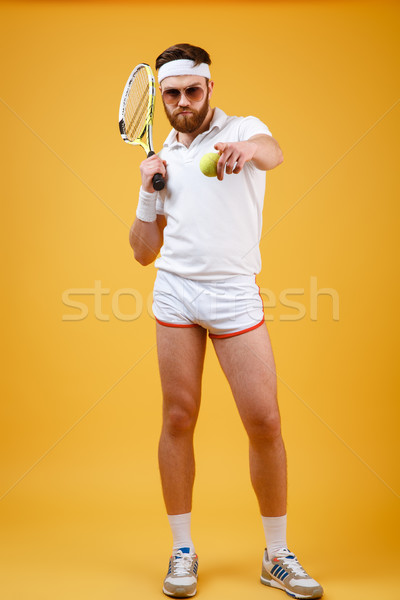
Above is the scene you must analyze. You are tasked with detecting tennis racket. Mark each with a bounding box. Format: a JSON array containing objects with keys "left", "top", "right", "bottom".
[{"left": 118, "top": 63, "right": 165, "bottom": 191}]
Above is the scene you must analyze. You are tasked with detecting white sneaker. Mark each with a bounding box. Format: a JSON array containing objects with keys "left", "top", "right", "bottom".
[
  {"left": 163, "top": 547, "right": 198, "bottom": 598},
  {"left": 261, "top": 548, "right": 323, "bottom": 599}
]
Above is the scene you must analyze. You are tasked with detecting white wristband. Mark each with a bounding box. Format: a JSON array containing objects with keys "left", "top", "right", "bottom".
[{"left": 136, "top": 186, "right": 157, "bottom": 222}]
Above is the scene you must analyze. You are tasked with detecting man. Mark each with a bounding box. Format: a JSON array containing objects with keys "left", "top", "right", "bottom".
[{"left": 129, "top": 43, "right": 323, "bottom": 599}]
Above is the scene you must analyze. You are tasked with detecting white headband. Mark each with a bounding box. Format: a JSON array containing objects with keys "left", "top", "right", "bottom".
[{"left": 158, "top": 59, "right": 211, "bottom": 84}]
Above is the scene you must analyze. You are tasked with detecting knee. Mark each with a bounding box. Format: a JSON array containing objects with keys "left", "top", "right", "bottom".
[
  {"left": 163, "top": 395, "right": 198, "bottom": 436},
  {"left": 246, "top": 409, "right": 282, "bottom": 445}
]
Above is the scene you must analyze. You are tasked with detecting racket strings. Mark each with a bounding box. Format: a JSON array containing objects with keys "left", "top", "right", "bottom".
[{"left": 124, "top": 68, "right": 151, "bottom": 142}]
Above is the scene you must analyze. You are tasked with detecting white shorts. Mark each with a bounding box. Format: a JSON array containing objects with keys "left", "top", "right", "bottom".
[{"left": 152, "top": 269, "right": 264, "bottom": 339}]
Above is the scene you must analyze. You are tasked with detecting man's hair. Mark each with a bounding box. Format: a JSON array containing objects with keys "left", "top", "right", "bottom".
[{"left": 155, "top": 43, "right": 211, "bottom": 71}]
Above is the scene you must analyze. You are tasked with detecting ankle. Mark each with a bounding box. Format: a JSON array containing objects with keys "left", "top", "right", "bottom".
[
  {"left": 261, "top": 514, "right": 287, "bottom": 559},
  {"left": 168, "top": 512, "right": 195, "bottom": 555}
]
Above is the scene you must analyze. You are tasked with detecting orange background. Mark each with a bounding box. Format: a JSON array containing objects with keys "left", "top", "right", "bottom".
[{"left": 0, "top": 1, "right": 399, "bottom": 598}]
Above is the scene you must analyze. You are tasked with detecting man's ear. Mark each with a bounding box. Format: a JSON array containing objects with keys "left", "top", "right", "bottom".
[{"left": 208, "top": 80, "right": 214, "bottom": 98}]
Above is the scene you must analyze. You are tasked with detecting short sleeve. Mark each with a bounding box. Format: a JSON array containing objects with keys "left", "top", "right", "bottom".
[{"left": 238, "top": 116, "right": 272, "bottom": 141}]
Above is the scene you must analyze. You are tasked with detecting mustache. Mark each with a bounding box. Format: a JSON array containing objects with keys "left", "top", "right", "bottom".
[{"left": 174, "top": 109, "right": 195, "bottom": 116}]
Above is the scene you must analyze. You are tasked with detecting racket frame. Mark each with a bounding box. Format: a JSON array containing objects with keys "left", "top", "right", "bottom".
[
  {"left": 119, "top": 63, "right": 164, "bottom": 190},
  {"left": 119, "top": 63, "right": 156, "bottom": 154}
]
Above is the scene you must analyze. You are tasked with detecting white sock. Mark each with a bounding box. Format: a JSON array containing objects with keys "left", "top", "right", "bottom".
[
  {"left": 261, "top": 514, "right": 288, "bottom": 559},
  {"left": 167, "top": 512, "right": 195, "bottom": 554}
]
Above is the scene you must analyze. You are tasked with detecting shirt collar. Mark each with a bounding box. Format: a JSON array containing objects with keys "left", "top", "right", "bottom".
[{"left": 163, "top": 107, "right": 228, "bottom": 148}]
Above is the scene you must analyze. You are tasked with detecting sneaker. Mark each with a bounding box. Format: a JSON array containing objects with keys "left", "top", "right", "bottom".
[
  {"left": 261, "top": 548, "right": 323, "bottom": 599},
  {"left": 163, "top": 547, "right": 198, "bottom": 598}
]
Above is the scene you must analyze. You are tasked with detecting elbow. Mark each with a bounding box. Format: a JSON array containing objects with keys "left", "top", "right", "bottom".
[
  {"left": 267, "top": 150, "right": 283, "bottom": 170},
  {"left": 134, "top": 252, "right": 147, "bottom": 266},
  {"left": 263, "top": 145, "right": 283, "bottom": 171},
  {"left": 133, "top": 250, "right": 154, "bottom": 266},
  {"left": 133, "top": 244, "right": 157, "bottom": 266}
]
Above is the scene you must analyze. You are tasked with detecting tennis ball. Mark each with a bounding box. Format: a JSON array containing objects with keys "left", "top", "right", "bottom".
[{"left": 199, "top": 152, "right": 220, "bottom": 177}]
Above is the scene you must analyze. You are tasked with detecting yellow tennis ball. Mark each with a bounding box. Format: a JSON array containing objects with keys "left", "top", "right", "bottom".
[{"left": 199, "top": 152, "right": 220, "bottom": 177}]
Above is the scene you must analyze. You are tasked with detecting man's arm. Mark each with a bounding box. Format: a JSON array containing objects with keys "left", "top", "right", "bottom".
[
  {"left": 247, "top": 134, "right": 284, "bottom": 170},
  {"left": 129, "top": 153, "right": 167, "bottom": 266},
  {"left": 214, "top": 134, "right": 283, "bottom": 180},
  {"left": 129, "top": 214, "right": 167, "bottom": 266}
]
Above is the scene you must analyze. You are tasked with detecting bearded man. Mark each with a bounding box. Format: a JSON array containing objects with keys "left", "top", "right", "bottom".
[{"left": 129, "top": 43, "right": 323, "bottom": 600}]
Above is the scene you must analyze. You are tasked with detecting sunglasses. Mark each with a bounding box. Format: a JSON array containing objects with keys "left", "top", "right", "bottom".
[{"left": 162, "top": 85, "right": 205, "bottom": 105}]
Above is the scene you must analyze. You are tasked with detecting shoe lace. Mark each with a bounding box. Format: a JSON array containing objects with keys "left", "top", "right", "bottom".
[
  {"left": 276, "top": 549, "right": 309, "bottom": 578},
  {"left": 172, "top": 552, "right": 194, "bottom": 576}
]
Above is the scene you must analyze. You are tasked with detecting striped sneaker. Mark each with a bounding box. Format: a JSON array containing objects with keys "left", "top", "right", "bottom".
[
  {"left": 261, "top": 548, "right": 323, "bottom": 599},
  {"left": 163, "top": 547, "right": 198, "bottom": 598}
]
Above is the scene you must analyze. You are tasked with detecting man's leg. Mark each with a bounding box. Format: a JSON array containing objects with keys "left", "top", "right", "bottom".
[
  {"left": 212, "top": 323, "right": 286, "bottom": 518},
  {"left": 212, "top": 323, "right": 323, "bottom": 599},
  {"left": 157, "top": 323, "right": 207, "bottom": 517},
  {"left": 157, "top": 323, "right": 206, "bottom": 598}
]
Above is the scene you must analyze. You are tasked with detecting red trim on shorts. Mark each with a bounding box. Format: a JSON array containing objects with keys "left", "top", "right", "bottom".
[
  {"left": 155, "top": 316, "right": 200, "bottom": 329},
  {"left": 208, "top": 317, "right": 265, "bottom": 339}
]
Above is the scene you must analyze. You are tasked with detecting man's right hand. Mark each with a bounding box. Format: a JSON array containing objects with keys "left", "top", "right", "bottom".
[{"left": 140, "top": 154, "right": 167, "bottom": 193}]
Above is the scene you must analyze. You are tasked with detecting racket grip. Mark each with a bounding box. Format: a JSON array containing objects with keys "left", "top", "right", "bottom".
[
  {"left": 147, "top": 151, "right": 165, "bottom": 191},
  {"left": 152, "top": 173, "right": 165, "bottom": 191}
]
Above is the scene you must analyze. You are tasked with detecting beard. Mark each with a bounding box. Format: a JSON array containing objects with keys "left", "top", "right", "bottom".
[{"left": 164, "top": 90, "right": 210, "bottom": 134}]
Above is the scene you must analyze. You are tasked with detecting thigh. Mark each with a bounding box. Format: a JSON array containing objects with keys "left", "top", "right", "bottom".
[
  {"left": 156, "top": 322, "right": 207, "bottom": 411},
  {"left": 211, "top": 323, "right": 278, "bottom": 426}
]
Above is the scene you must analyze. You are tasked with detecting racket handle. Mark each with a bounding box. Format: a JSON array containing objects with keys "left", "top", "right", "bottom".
[{"left": 147, "top": 151, "right": 165, "bottom": 191}]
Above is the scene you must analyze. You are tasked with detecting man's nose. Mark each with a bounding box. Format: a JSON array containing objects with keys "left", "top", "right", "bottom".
[{"left": 177, "top": 92, "right": 190, "bottom": 107}]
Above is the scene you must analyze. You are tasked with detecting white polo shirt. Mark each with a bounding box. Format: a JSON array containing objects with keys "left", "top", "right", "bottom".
[{"left": 154, "top": 107, "right": 272, "bottom": 280}]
